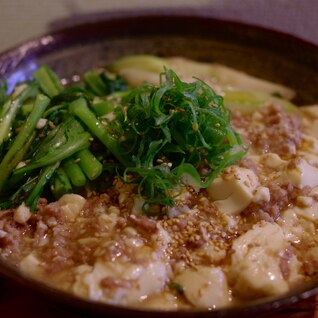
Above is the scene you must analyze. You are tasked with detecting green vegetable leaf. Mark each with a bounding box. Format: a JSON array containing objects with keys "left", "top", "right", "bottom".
[
  {"left": 0, "top": 65, "right": 246, "bottom": 213},
  {"left": 0, "top": 82, "right": 38, "bottom": 146},
  {"left": 0, "top": 94, "right": 50, "bottom": 191},
  {"left": 0, "top": 162, "right": 59, "bottom": 211},
  {"left": 84, "top": 70, "right": 127, "bottom": 96},
  {"left": 13, "top": 116, "right": 91, "bottom": 175}
]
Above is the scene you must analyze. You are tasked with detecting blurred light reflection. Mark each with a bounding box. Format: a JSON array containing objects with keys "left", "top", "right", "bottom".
[{"left": 5, "top": 61, "right": 38, "bottom": 93}]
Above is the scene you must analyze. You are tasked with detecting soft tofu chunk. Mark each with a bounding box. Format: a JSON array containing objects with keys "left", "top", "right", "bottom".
[
  {"left": 142, "top": 292, "right": 181, "bottom": 310},
  {"left": 230, "top": 222, "right": 289, "bottom": 298},
  {"left": 292, "top": 202, "right": 318, "bottom": 222},
  {"left": 280, "top": 158, "right": 318, "bottom": 188},
  {"left": 73, "top": 258, "right": 168, "bottom": 304},
  {"left": 14, "top": 203, "right": 31, "bottom": 224},
  {"left": 301, "top": 134, "right": 318, "bottom": 154},
  {"left": 193, "top": 243, "right": 226, "bottom": 263},
  {"left": 20, "top": 253, "right": 44, "bottom": 277},
  {"left": 280, "top": 209, "right": 309, "bottom": 243},
  {"left": 207, "top": 167, "right": 259, "bottom": 215},
  {"left": 58, "top": 194, "right": 86, "bottom": 220},
  {"left": 174, "top": 266, "right": 230, "bottom": 308},
  {"left": 261, "top": 153, "right": 287, "bottom": 169},
  {"left": 252, "top": 186, "right": 270, "bottom": 203},
  {"left": 281, "top": 201, "right": 318, "bottom": 244},
  {"left": 304, "top": 112, "right": 318, "bottom": 138},
  {"left": 301, "top": 105, "right": 318, "bottom": 119}
]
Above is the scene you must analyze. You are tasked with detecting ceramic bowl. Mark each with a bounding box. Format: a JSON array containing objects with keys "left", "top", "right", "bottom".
[{"left": 1, "top": 9, "right": 318, "bottom": 318}]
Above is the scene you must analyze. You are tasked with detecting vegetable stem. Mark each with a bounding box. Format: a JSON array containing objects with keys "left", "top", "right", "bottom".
[
  {"left": 63, "top": 157, "right": 86, "bottom": 187},
  {"left": 52, "top": 166, "right": 72, "bottom": 199},
  {"left": 0, "top": 94, "right": 50, "bottom": 191},
  {"left": 75, "top": 149, "right": 103, "bottom": 180},
  {"left": 83, "top": 71, "right": 107, "bottom": 96},
  {"left": 33, "top": 65, "right": 63, "bottom": 98},
  {"left": 6, "top": 131, "right": 36, "bottom": 190},
  {"left": 69, "top": 98, "right": 131, "bottom": 167},
  {"left": 0, "top": 83, "right": 38, "bottom": 144},
  {"left": 13, "top": 117, "right": 91, "bottom": 175},
  {"left": 25, "top": 162, "right": 60, "bottom": 211},
  {"left": 91, "top": 91, "right": 131, "bottom": 116}
]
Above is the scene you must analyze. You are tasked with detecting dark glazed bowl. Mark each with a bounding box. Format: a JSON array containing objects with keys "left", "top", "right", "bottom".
[{"left": 0, "top": 9, "right": 318, "bottom": 318}]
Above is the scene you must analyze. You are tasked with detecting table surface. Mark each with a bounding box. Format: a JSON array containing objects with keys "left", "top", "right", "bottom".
[
  {"left": 1, "top": 0, "right": 318, "bottom": 53},
  {"left": 0, "top": 276, "right": 317, "bottom": 318}
]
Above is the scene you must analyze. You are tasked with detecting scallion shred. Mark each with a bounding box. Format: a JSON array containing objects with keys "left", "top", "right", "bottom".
[{"left": 105, "top": 68, "right": 247, "bottom": 212}]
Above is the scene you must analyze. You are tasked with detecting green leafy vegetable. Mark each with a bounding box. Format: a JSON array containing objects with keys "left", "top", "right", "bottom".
[
  {"left": 33, "top": 65, "right": 63, "bottom": 98},
  {"left": 0, "top": 83, "right": 38, "bottom": 146},
  {"left": 13, "top": 116, "right": 91, "bottom": 175},
  {"left": 69, "top": 97, "right": 131, "bottom": 167},
  {"left": 51, "top": 166, "right": 72, "bottom": 199},
  {"left": 63, "top": 157, "right": 87, "bottom": 187},
  {"left": 75, "top": 148, "right": 103, "bottom": 181},
  {"left": 0, "top": 94, "right": 50, "bottom": 191},
  {"left": 84, "top": 70, "right": 127, "bottom": 96},
  {"left": 25, "top": 162, "right": 60, "bottom": 211},
  {"left": 0, "top": 63, "right": 246, "bottom": 214},
  {"left": 0, "top": 162, "right": 59, "bottom": 211}
]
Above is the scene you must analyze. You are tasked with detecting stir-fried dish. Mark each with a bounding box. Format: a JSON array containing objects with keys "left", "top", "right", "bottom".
[{"left": 0, "top": 55, "right": 317, "bottom": 310}]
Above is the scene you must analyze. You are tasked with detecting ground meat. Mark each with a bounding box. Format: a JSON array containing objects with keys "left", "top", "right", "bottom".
[
  {"left": 0, "top": 210, "right": 31, "bottom": 257},
  {"left": 243, "top": 104, "right": 303, "bottom": 157},
  {"left": 196, "top": 195, "right": 217, "bottom": 215},
  {"left": 128, "top": 215, "right": 158, "bottom": 233},
  {"left": 242, "top": 182, "right": 310, "bottom": 223},
  {"left": 0, "top": 218, "right": 23, "bottom": 248},
  {"left": 231, "top": 110, "right": 250, "bottom": 128},
  {"left": 33, "top": 220, "right": 48, "bottom": 245},
  {"left": 36, "top": 202, "right": 65, "bottom": 225}
]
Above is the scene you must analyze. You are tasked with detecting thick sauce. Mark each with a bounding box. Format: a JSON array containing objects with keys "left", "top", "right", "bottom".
[{"left": 1, "top": 99, "right": 318, "bottom": 310}]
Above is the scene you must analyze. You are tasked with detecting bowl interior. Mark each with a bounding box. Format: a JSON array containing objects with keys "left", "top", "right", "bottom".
[{"left": 0, "top": 10, "right": 318, "bottom": 318}]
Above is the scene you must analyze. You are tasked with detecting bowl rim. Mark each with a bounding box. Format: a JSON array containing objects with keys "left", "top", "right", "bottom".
[
  {"left": 1, "top": 256, "right": 318, "bottom": 317},
  {"left": 1, "top": 8, "right": 318, "bottom": 78},
  {"left": 1, "top": 8, "right": 318, "bottom": 317}
]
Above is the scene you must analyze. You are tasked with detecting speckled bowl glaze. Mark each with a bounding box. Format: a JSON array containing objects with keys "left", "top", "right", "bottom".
[{"left": 0, "top": 9, "right": 318, "bottom": 318}]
